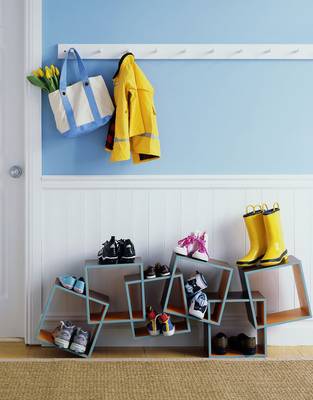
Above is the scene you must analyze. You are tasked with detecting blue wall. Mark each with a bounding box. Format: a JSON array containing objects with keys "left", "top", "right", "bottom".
[{"left": 43, "top": 0, "right": 313, "bottom": 175}]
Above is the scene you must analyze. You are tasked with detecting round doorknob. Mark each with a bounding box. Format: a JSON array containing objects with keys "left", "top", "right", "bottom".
[{"left": 9, "top": 165, "right": 23, "bottom": 178}]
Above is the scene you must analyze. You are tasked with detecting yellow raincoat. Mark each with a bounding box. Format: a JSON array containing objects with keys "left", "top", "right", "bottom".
[{"left": 107, "top": 53, "right": 161, "bottom": 163}]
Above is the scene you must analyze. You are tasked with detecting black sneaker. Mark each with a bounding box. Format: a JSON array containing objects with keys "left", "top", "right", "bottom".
[
  {"left": 212, "top": 332, "right": 228, "bottom": 355},
  {"left": 145, "top": 266, "right": 156, "bottom": 279},
  {"left": 119, "top": 239, "right": 136, "bottom": 263},
  {"left": 155, "top": 263, "right": 170, "bottom": 277},
  {"left": 229, "top": 333, "right": 256, "bottom": 355},
  {"left": 98, "top": 236, "right": 118, "bottom": 264}
]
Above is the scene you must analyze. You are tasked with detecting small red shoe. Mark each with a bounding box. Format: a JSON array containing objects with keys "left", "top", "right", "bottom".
[
  {"left": 158, "top": 313, "right": 175, "bottom": 336},
  {"left": 146, "top": 305, "right": 157, "bottom": 320},
  {"left": 146, "top": 306, "right": 161, "bottom": 336}
]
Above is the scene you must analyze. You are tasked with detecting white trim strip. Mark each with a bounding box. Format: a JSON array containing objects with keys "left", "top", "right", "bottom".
[
  {"left": 24, "top": 0, "right": 43, "bottom": 344},
  {"left": 58, "top": 43, "right": 313, "bottom": 60},
  {"left": 42, "top": 175, "right": 313, "bottom": 190}
]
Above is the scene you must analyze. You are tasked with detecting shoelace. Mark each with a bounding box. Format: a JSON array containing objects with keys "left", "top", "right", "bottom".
[
  {"left": 75, "top": 334, "right": 89, "bottom": 342},
  {"left": 195, "top": 237, "right": 209, "bottom": 256},
  {"left": 56, "top": 321, "right": 71, "bottom": 336},
  {"left": 148, "top": 314, "right": 161, "bottom": 332},
  {"left": 76, "top": 329, "right": 88, "bottom": 340},
  {"left": 60, "top": 320, "right": 75, "bottom": 332},
  {"left": 178, "top": 234, "right": 196, "bottom": 248},
  {"left": 59, "top": 321, "right": 65, "bottom": 330}
]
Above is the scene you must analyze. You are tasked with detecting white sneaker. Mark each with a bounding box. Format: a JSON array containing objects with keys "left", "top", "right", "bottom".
[
  {"left": 192, "top": 232, "right": 209, "bottom": 262},
  {"left": 189, "top": 292, "right": 208, "bottom": 320},
  {"left": 175, "top": 232, "right": 198, "bottom": 256},
  {"left": 185, "top": 271, "right": 208, "bottom": 298}
]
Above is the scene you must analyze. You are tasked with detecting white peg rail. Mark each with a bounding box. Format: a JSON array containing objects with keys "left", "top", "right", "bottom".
[{"left": 58, "top": 44, "right": 313, "bottom": 60}]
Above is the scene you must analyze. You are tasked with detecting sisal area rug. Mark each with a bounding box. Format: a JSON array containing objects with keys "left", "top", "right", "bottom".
[{"left": 0, "top": 359, "right": 312, "bottom": 400}]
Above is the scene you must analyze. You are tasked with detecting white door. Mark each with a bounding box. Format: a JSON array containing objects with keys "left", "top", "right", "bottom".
[{"left": 0, "top": 0, "right": 25, "bottom": 337}]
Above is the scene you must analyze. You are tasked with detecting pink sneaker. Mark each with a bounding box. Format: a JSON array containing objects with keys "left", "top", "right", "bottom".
[
  {"left": 192, "top": 232, "right": 209, "bottom": 261},
  {"left": 175, "top": 233, "right": 197, "bottom": 257}
]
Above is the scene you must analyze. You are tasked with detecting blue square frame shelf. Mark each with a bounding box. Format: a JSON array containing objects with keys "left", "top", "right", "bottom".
[
  {"left": 36, "top": 279, "right": 109, "bottom": 358},
  {"left": 238, "top": 255, "right": 312, "bottom": 328},
  {"left": 163, "top": 253, "right": 233, "bottom": 325},
  {"left": 85, "top": 258, "right": 145, "bottom": 325},
  {"left": 124, "top": 271, "right": 191, "bottom": 339},
  {"left": 206, "top": 291, "right": 267, "bottom": 359}
]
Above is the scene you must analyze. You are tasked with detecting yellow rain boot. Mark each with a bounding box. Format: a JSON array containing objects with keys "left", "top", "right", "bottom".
[
  {"left": 237, "top": 205, "right": 267, "bottom": 267},
  {"left": 260, "top": 203, "right": 288, "bottom": 267}
]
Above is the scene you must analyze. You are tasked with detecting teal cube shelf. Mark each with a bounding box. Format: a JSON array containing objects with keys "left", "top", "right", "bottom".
[
  {"left": 84, "top": 258, "right": 145, "bottom": 325},
  {"left": 238, "top": 255, "right": 312, "bottom": 328},
  {"left": 163, "top": 253, "right": 233, "bottom": 325},
  {"left": 206, "top": 291, "right": 267, "bottom": 358},
  {"left": 36, "top": 279, "right": 109, "bottom": 358},
  {"left": 124, "top": 271, "right": 191, "bottom": 339}
]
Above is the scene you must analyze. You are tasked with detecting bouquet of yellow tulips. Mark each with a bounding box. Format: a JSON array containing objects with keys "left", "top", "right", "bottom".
[{"left": 27, "top": 65, "right": 60, "bottom": 93}]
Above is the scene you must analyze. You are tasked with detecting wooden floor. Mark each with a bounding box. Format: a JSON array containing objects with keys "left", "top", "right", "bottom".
[{"left": 0, "top": 342, "right": 313, "bottom": 359}]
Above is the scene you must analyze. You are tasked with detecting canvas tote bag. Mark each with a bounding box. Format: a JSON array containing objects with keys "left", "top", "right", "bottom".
[{"left": 48, "top": 48, "right": 114, "bottom": 138}]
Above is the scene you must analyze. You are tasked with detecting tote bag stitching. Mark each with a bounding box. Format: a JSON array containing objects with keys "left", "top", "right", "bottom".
[{"left": 60, "top": 91, "right": 77, "bottom": 130}]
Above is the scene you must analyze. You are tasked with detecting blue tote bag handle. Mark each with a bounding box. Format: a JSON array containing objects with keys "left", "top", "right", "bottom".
[
  {"left": 58, "top": 48, "right": 102, "bottom": 133},
  {"left": 59, "top": 48, "right": 89, "bottom": 92}
]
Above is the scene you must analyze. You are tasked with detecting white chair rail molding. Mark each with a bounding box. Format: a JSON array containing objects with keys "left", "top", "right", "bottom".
[{"left": 58, "top": 43, "right": 313, "bottom": 59}]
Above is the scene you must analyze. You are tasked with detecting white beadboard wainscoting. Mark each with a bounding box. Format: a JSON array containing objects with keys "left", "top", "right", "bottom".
[{"left": 37, "top": 175, "right": 313, "bottom": 346}]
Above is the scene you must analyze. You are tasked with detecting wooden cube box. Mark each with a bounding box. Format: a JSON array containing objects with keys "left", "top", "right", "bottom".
[
  {"left": 238, "top": 255, "right": 312, "bottom": 328},
  {"left": 124, "top": 270, "right": 191, "bottom": 339},
  {"left": 85, "top": 258, "right": 145, "bottom": 325},
  {"left": 206, "top": 291, "right": 267, "bottom": 358},
  {"left": 163, "top": 252, "right": 233, "bottom": 325},
  {"left": 36, "top": 279, "right": 109, "bottom": 358}
]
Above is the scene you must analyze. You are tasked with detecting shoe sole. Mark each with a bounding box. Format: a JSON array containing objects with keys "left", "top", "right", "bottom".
[
  {"left": 59, "top": 283, "right": 74, "bottom": 290},
  {"left": 73, "top": 287, "right": 84, "bottom": 294},
  {"left": 98, "top": 257, "right": 118, "bottom": 265},
  {"left": 162, "top": 327, "right": 175, "bottom": 336},
  {"left": 105, "top": 260, "right": 118, "bottom": 265},
  {"left": 237, "top": 255, "right": 264, "bottom": 267},
  {"left": 213, "top": 347, "right": 227, "bottom": 355},
  {"left": 260, "top": 250, "right": 288, "bottom": 267},
  {"left": 175, "top": 249, "right": 188, "bottom": 257},
  {"left": 148, "top": 330, "right": 161, "bottom": 336},
  {"left": 70, "top": 343, "right": 87, "bottom": 353},
  {"left": 192, "top": 253, "right": 209, "bottom": 262},
  {"left": 121, "top": 259, "right": 135, "bottom": 264},
  {"left": 242, "top": 348, "right": 257, "bottom": 356},
  {"left": 145, "top": 273, "right": 171, "bottom": 279},
  {"left": 189, "top": 309, "right": 206, "bottom": 320},
  {"left": 54, "top": 338, "right": 70, "bottom": 349}
]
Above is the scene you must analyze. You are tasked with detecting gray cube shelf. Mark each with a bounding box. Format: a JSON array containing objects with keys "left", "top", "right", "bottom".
[
  {"left": 36, "top": 279, "right": 109, "bottom": 358},
  {"left": 163, "top": 253, "right": 233, "bottom": 325},
  {"left": 238, "top": 255, "right": 312, "bottom": 328},
  {"left": 124, "top": 270, "right": 191, "bottom": 339},
  {"left": 85, "top": 258, "right": 145, "bottom": 325},
  {"left": 206, "top": 291, "right": 267, "bottom": 358}
]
